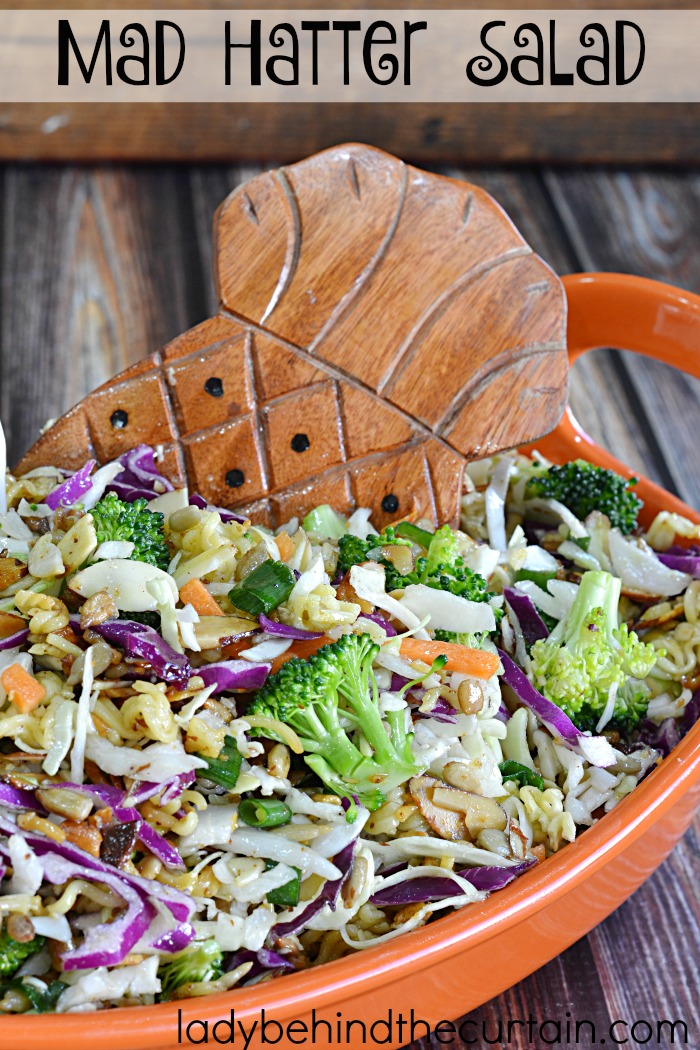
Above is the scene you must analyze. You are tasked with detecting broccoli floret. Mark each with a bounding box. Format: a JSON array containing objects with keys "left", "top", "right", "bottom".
[
  {"left": 525, "top": 460, "right": 642, "bottom": 534},
  {"left": 389, "top": 525, "right": 497, "bottom": 602},
  {"left": 380, "top": 523, "right": 467, "bottom": 592},
  {"left": 91, "top": 492, "right": 170, "bottom": 571},
  {"left": 0, "top": 928, "right": 45, "bottom": 978},
  {"left": 337, "top": 534, "right": 373, "bottom": 574},
  {"left": 407, "top": 559, "right": 498, "bottom": 607},
  {"left": 567, "top": 689, "right": 650, "bottom": 737},
  {"left": 338, "top": 523, "right": 498, "bottom": 615},
  {"left": 158, "top": 939, "right": 223, "bottom": 999},
  {"left": 529, "top": 570, "right": 659, "bottom": 733},
  {"left": 424, "top": 524, "right": 461, "bottom": 574},
  {"left": 337, "top": 526, "right": 407, "bottom": 575},
  {"left": 248, "top": 633, "right": 424, "bottom": 813}
]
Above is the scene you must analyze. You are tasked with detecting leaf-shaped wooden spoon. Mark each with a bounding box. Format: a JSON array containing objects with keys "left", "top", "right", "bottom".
[{"left": 15, "top": 144, "right": 568, "bottom": 528}]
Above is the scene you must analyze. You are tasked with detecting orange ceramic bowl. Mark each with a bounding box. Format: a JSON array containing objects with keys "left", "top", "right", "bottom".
[{"left": 4, "top": 273, "right": 700, "bottom": 1050}]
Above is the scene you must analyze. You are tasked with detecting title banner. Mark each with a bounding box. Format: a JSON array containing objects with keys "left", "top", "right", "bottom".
[{"left": 0, "top": 10, "right": 697, "bottom": 101}]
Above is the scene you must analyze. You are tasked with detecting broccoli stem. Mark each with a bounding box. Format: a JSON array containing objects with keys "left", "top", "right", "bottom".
[
  {"left": 248, "top": 633, "right": 424, "bottom": 812},
  {"left": 551, "top": 570, "right": 621, "bottom": 650}
]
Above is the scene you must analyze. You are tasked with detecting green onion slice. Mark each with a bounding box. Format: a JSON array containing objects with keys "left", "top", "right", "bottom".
[
  {"left": 238, "top": 798, "right": 293, "bottom": 828},
  {"left": 228, "top": 561, "right": 295, "bottom": 616},
  {"left": 395, "top": 521, "right": 434, "bottom": 549},
  {"left": 498, "top": 760, "right": 545, "bottom": 791},
  {"left": 199, "top": 737, "right": 242, "bottom": 790},
  {"left": 265, "top": 863, "right": 302, "bottom": 907}
]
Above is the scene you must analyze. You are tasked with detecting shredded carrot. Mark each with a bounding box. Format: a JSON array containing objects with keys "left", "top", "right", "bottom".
[
  {"left": 670, "top": 533, "right": 700, "bottom": 550},
  {"left": 1, "top": 663, "right": 46, "bottom": 713},
  {"left": 271, "top": 635, "right": 331, "bottom": 673},
  {"left": 179, "top": 578, "right": 223, "bottom": 617},
  {"left": 399, "top": 638, "right": 500, "bottom": 680},
  {"left": 62, "top": 821, "right": 102, "bottom": 858},
  {"left": 275, "top": 531, "right": 294, "bottom": 561},
  {"left": 84, "top": 759, "right": 111, "bottom": 786},
  {"left": 267, "top": 632, "right": 499, "bottom": 680},
  {"left": 530, "top": 843, "right": 546, "bottom": 863},
  {"left": 221, "top": 636, "right": 256, "bottom": 660}
]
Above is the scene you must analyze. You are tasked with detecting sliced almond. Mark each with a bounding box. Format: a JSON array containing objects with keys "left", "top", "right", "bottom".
[
  {"left": 193, "top": 615, "right": 258, "bottom": 650},
  {"left": 442, "top": 761, "right": 483, "bottom": 794},
  {"left": 432, "top": 786, "right": 507, "bottom": 836},
  {"left": 5, "top": 914, "right": 35, "bottom": 943},
  {"left": 634, "top": 599, "right": 685, "bottom": 630},
  {"left": 408, "top": 775, "right": 472, "bottom": 842}
]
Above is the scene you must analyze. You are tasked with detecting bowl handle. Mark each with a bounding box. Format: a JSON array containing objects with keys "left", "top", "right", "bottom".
[
  {"left": 564, "top": 272, "right": 700, "bottom": 377},
  {"left": 522, "top": 272, "right": 700, "bottom": 524}
]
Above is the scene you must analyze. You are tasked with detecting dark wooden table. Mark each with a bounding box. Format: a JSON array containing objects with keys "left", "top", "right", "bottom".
[{"left": 0, "top": 161, "right": 698, "bottom": 1048}]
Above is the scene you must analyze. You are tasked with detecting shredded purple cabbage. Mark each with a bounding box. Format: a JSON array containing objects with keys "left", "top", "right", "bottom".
[
  {"left": 416, "top": 697, "right": 458, "bottom": 724},
  {"left": 683, "top": 690, "right": 700, "bottom": 735},
  {"left": 189, "top": 493, "right": 247, "bottom": 524},
  {"left": 258, "top": 614, "right": 322, "bottom": 640},
  {"left": 638, "top": 691, "right": 700, "bottom": 758},
  {"left": 494, "top": 700, "right": 511, "bottom": 723},
  {"left": 498, "top": 650, "right": 617, "bottom": 767},
  {"left": 656, "top": 548, "right": 700, "bottom": 577},
  {"left": 503, "top": 587, "right": 549, "bottom": 646},
  {"left": 0, "top": 781, "right": 42, "bottom": 811},
  {"left": 0, "top": 812, "right": 194, "bottom": 924},
  {"left": 93, "top": 619, "right": 191, "bottom": 689},
  {"left": 0, "top": 628, "right": 30, "bottom": 651},
  {"left": 151, "top": 922, "right": 196, "bottom": 954},
  {"left": 272, "top": 841, "right": 356, "bottom": 939},
  {"left": 522, "top": 521, "right": 548, "bottom": 546},
  {"left": 106, "top": 445, "right": 173, "bottom": 503},
  {"left": 225, "top": 947, "right": 295, "bottom": 983},
  {"left": 44, "top": 460, "right": 96, "bottom": 510},
  {"left": 127, "top": 770, "right": 196, "bottom": 807},
  {"left": 638, "top": 718, "right": 681, "bottom": 758},
  {"left": 40, "top": 851, "right": 155, "bottom": 970},
  {"left": 370, "top": 859, "right": 536, "bottom": 906},
  {"left": 498, "top": 650, "right": 580, "bottom": 745},
  {"left": 390, "top": 672, "right": 410, "bottom": 691},
  {"left": 464, "top": 859, "right": 537, "bottom": 891},
  {"left": 196, "top": 659, "right": 272, "bottom": 694},
  {"left": 0, "top": 812, "right": 194, "bottom": 968},
  {"left": 361, "top": 612, "right": 397, "bottom": 636},
  {"left": 54, "top": 781, "right": 185, "bottom": 870}
]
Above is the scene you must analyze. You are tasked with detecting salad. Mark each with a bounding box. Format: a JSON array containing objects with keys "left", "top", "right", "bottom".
[{"left": 0, "top": 444, "right": 697, "bottom": 1014}]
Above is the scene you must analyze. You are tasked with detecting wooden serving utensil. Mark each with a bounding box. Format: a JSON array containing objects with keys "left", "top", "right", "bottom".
[{"left": 15, "top": 144, "right": 568, "bottom": 529}]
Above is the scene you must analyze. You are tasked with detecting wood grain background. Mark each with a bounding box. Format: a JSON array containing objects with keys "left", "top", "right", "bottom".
[
  {"left": 0, "top": 159, "right": 698, "bottom": 1045},
  {"left": 0, "top": 0, "right": 699, "bottom": 163}
]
